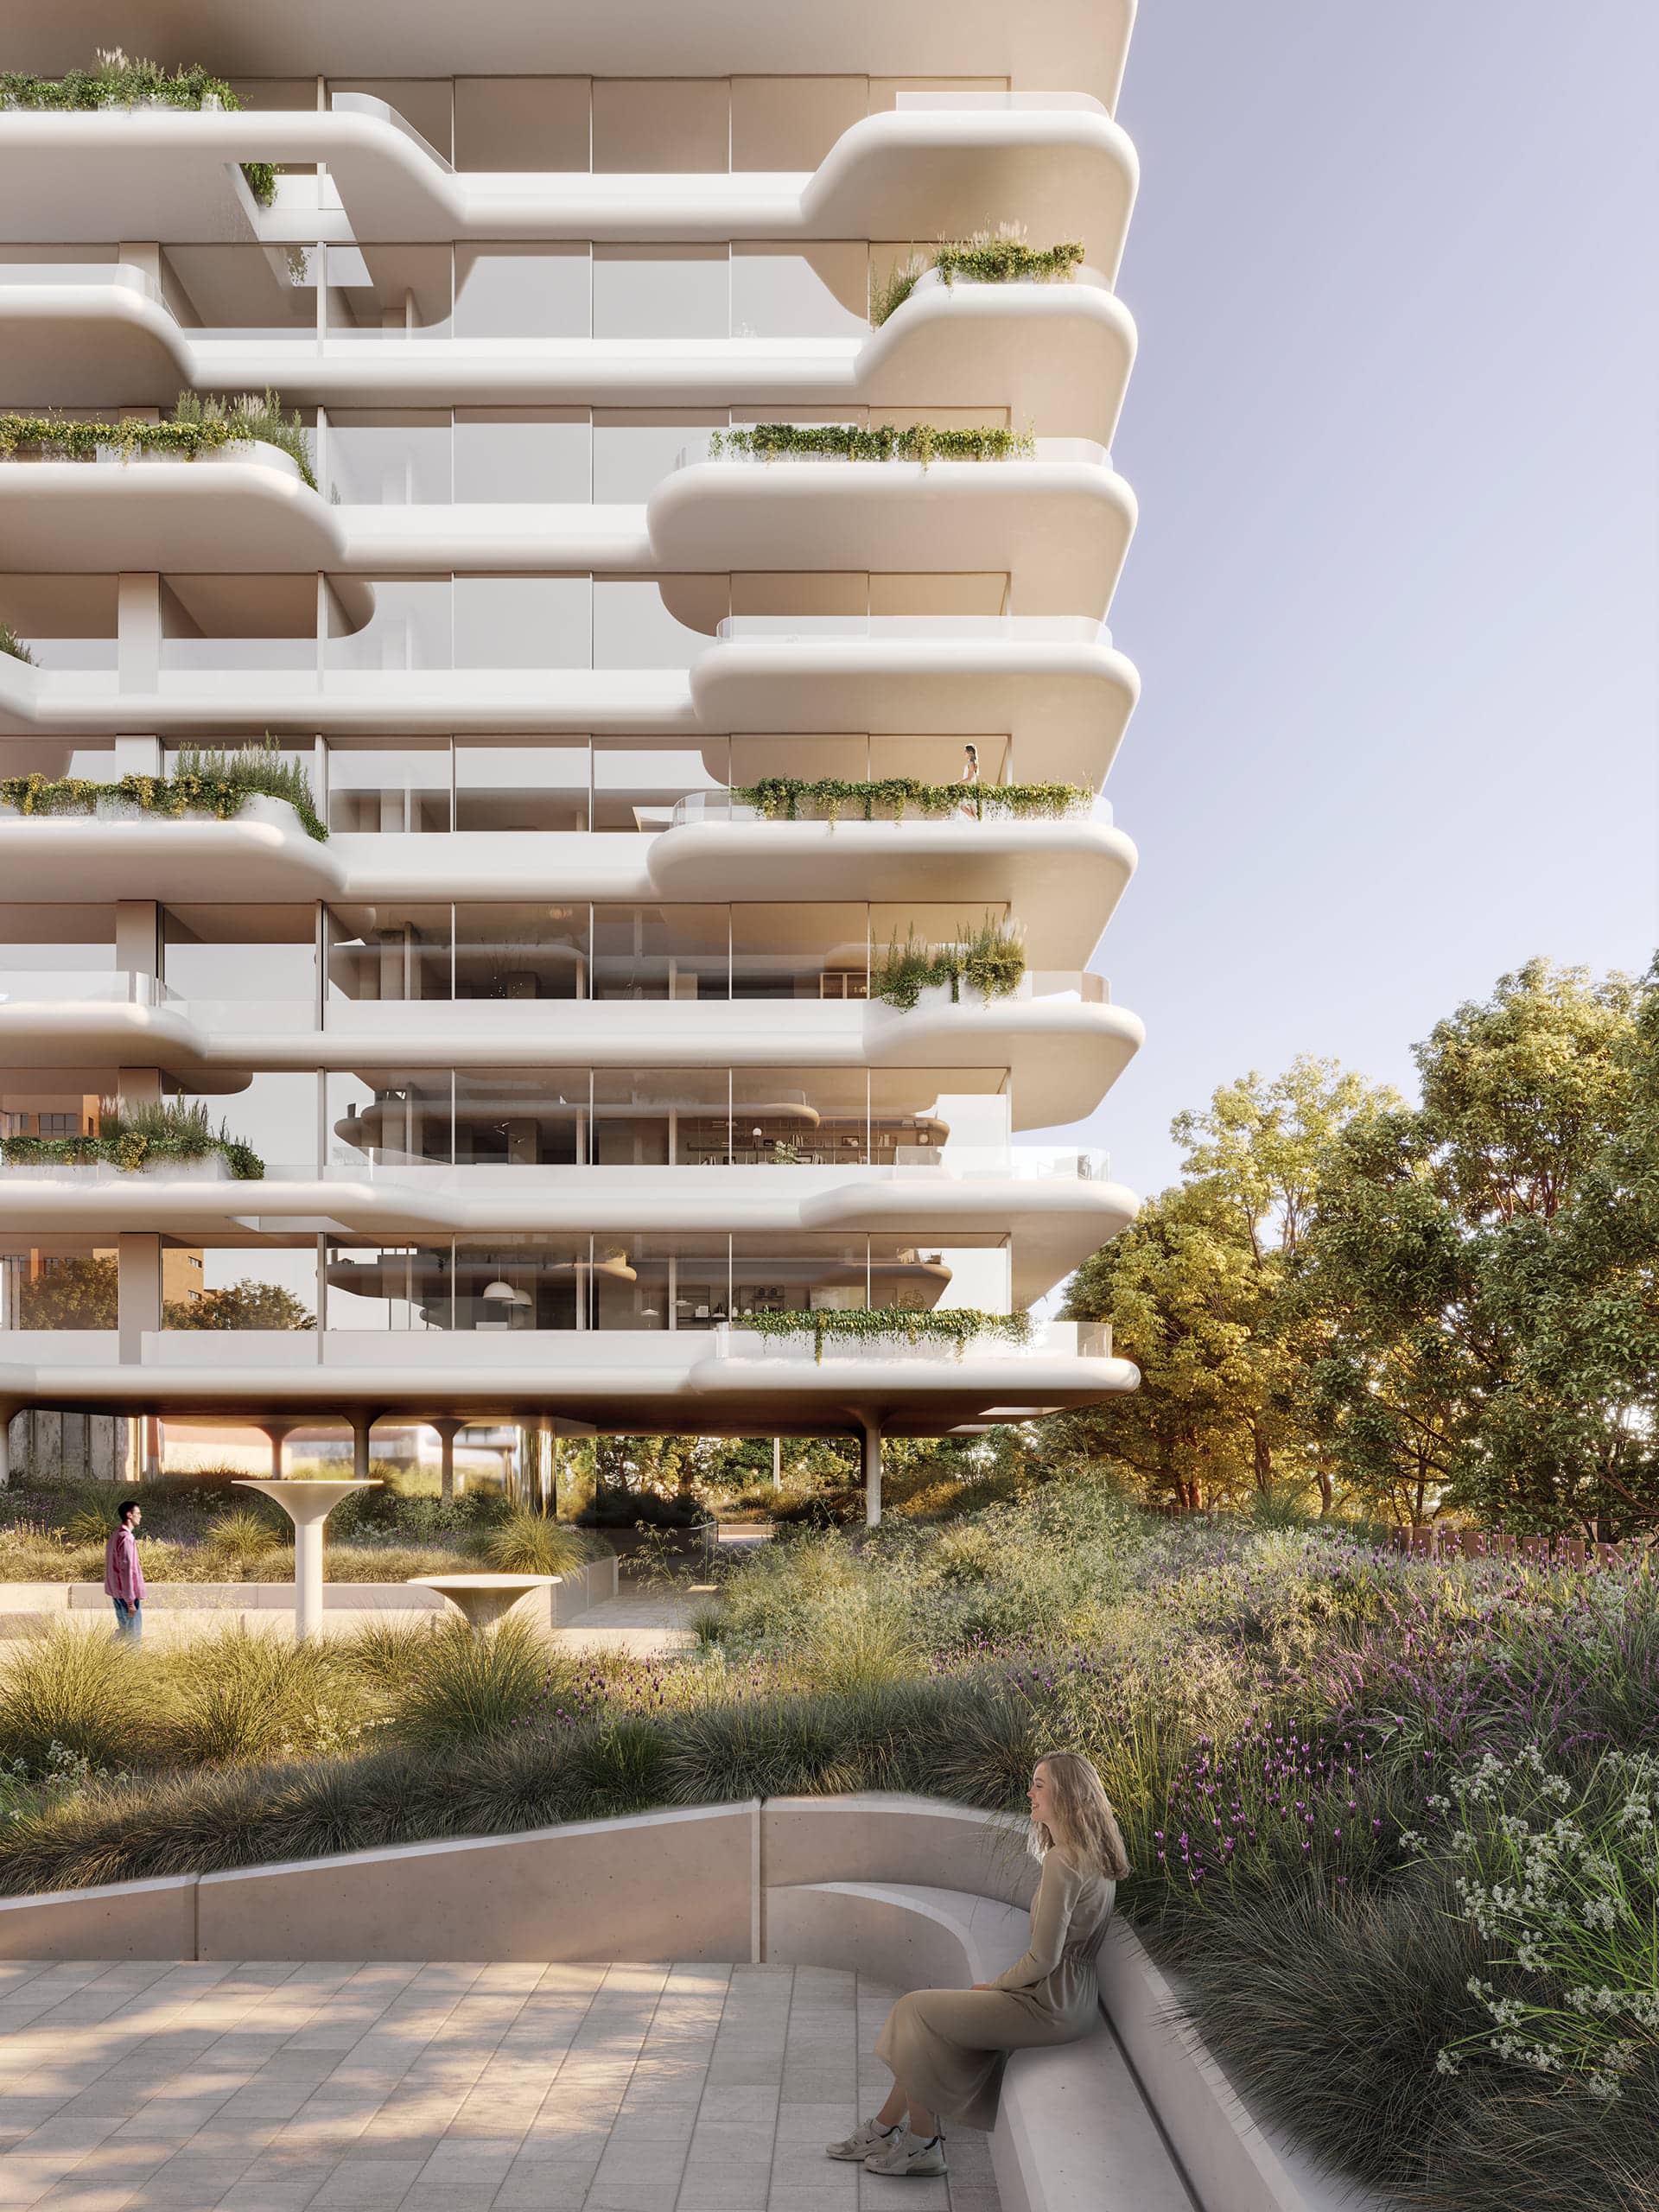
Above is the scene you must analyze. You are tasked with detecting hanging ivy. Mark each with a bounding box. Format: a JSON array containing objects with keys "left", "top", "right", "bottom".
[
  {"left": 731, "top": 777, "right": 1091, "bottom": 824},
  {"left": 868, "top": 918, "right": 1027, "bottom": 1010},
  {"left": 733, "top": 1306, "right": 1033, "bottom": 1363},
  {"left": 1, "top": 392, "right": 316, "bottom": 491}
]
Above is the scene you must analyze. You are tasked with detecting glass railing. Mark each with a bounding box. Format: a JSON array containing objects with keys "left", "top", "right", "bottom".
[
  {"left": 714, "top": 1317, "right": 1112, "bottom": 1362},
  {"left": 891, "top": 1145, "right": 1111, "bottom": 1179},
  {"left": 668, "top": 791, "right": 1109, "bottom": 827},
  {"left": 715, "top": 614, "right": 1113, "bottom": 646},
  {"left": 893, "top": 90, "right": 1112, "bottom": 117},
  {"left": 0, "top": 971, "right": 172, "bottom": 1007}
]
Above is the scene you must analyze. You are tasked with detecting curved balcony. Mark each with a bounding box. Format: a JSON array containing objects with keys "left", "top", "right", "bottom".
[
  {"left": 0, "top": 809, "right": 1135, "bottom": 963},
  {"left": 0, "top": 436, "right": 1132, "bottom": 618},
  {"left": 0, "top": 100, "right": 1135, "bottom": 267},
  {"left": 0, "top": 5, "right": 1135, "bottom": 112},
  {"left": 0, "top": 265, "right": 1135, "bottom": 447},
  {"left": 0, "top": 1318, "right": 1137, "bottom": 1431},
  {"left": 0, "top": 628, "right": 1139, "bottom": 789},
  {"left": 0, "top": 986, "right": 1142, "bottom": 1133}
]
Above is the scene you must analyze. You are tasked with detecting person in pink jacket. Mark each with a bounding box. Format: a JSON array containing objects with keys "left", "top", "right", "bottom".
[{"left": 103, "top": 1499, "right": 146, "bottom": 1639}]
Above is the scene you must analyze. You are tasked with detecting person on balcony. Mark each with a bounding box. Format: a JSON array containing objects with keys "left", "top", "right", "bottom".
[
  {"left": 957, "top": 742, "right": 982, "bottom": 817},
  {"left": 826, "top": 1751, "right": 1128, "bottom": 2179},
  {"left": 104, "top": 1497, "right": 146, "bottom": 1640}
]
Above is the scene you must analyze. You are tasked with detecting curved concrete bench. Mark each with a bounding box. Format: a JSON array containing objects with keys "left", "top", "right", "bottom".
[{"left": 0, "top": 1791, "right": 1392, "bottom": 2212}]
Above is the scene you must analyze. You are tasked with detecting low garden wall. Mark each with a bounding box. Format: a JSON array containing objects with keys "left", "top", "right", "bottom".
[{"left": 0, "top": 1555, "right": 619, "bottom": 1636}]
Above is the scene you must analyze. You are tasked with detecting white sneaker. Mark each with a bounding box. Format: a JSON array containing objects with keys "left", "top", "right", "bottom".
[
  {"left": 864, "top": 2129, "right": 948, "bottom": 2177},
  {"left": 825, "top": 2117, "right": 900, "bottom": 2161}
]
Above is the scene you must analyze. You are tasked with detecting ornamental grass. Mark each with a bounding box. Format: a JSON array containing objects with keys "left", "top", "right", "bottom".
[{"left": 0, "top": 53, "right": 277, "bottom": 206}]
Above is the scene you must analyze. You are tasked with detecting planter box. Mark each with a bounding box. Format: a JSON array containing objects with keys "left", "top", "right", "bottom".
[{"left": 0, "top": 1154, "right": 233, "bottom": 1181}]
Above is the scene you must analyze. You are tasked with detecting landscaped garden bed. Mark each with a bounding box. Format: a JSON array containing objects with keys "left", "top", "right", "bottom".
[{"left": 0, "top": 1481, "right": 1651, "bottom": 2209}]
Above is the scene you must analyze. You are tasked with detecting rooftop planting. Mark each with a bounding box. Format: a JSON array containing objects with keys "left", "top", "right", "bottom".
[
  {"left": 870, "top": 916, "right": 1027, "bottom": 1008},
  {"left": 1, "top": 1096, "right": 264, "bottom": 1179},
  {"left": 0, "top": 740, "right": 327, "bottom": 842},
  {"left": 872, "top": 224, "right": 1086, "bottom": 326},
  {"left": 0, "top": 623, "right": 31, "bottom": 664},
  {"left": 0, "top": 391, "right": 316, "bottom": 491},
  {"left": 708, "top": 422, "right": 1033, "bottom": 465},
  {"left": 0, "top": 49, "right": 277, "bottom": 205},
  {"left": 733, "top": 776, "right": 1092, "bottom": 823}
]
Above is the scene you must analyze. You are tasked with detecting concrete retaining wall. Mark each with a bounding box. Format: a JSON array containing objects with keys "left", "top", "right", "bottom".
[{"left": 0, "top": 1555, "right": 620, "bottom": 1637}]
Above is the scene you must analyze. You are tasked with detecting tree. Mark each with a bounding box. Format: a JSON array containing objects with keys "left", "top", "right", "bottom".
[
  {"left": 1062, "top": 1058, "right": 1391, "bottom": 1511},
  {"left": 163, "top": 1279, "right": 316, "bottom": 1331},
  {"left": 1294, "top": 961, "right": 1647, "bottom": 1532},
  {"left": 14, "top": 1254, "right": 118, "bottom": 1329}
]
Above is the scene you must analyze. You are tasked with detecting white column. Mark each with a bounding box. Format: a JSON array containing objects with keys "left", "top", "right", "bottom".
[
  {"left": 432, "top": 1418, "right": 465, "bottom": 1502},
  {"left": 861, "top": 1419, "right": 882, "bottom": 1529},
  {"left": 772, "top": 1436, "right": 782, "bottom": 1491},
  {"left": 116, "top": 1233, "right": 162, "bottom": 1363}
]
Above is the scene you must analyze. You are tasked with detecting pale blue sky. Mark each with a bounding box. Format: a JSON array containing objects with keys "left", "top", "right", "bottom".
[{"left": 1060, "top": 2, "right": 1658, "bottom": 1198}]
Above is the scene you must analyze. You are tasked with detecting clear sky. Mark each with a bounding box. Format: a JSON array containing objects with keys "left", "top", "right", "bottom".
[{"left": 1057, "top": 2, "right": 1658, "bottom": 1200}]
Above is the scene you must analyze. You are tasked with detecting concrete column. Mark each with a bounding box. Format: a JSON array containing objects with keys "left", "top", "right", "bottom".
[
  {"left": 772, "top": 1436, "right": 782, "bottom": 1491},
  {"left": 116, "top": 1233, "right": 162, "bottom": 1363},
  {"left": 257, "top": 1419, "right": 305, "bottom": 1481},
  {"left": 117, "top": 574, "right": 161, "bottom": 694},
  {"left": 860, "top": 1418, "right": 883, "bottom": 1529},
  {"left": 116, "top": 1070, "right": 163, "bottom": 1107},
  {"left": 143, "top": 1415, "right": 162, "bottom": 1483},
  {"left": 0, "top": 1414, "right": 11, "bottom": 1487},
  {"left": 111, "top": 737, "right": 163, "bottom": 777},
  {"left": 349, "top": 1412, "right": 378, "bottom": 1482},
  {"left": 431, "top": 1418, "right": 465, "bottom": 1502}
]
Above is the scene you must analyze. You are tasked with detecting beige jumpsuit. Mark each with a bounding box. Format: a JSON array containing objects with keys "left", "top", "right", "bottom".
[{"left": 874, "top": 1849, "right": 1116, "bottom": 2131}]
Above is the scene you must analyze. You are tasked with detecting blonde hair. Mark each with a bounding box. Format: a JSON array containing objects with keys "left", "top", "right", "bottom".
[{"left": 1029, "top": 1751, "right": 1130, "bottom": 1882}]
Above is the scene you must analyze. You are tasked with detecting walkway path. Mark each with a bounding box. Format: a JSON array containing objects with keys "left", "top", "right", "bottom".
[
  {"left": 553, "top": 1573, "right": 702, "bottom": 1657},
  {"left": 0, "top": 1957, "right": 1000, "bottom": 2212}
]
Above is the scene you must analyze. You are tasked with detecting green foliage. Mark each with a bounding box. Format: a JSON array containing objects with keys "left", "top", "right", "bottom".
[
  {"left": 0, "top": 737, "right": 327, "bottom": 842},
  {"left": 0, "top": 53, "right": 276, "bottom": 205},
  {"left": 0, "top": 391, "right": 314, "bottom": 486},
  {"left": 0, "top": 623, "right": 33, "bottom": 664},
  {"left": 731, "top": 776, "right": 1090, "bottom": 823},
  {"left": 868, "top": 914, "right": 1027, "bottom": 1008},
  {"left": 474, "top": 1511, "right": 598, "bottom": 1576},
  {"left": 868, "top": 227, "right": 1085, "bottom": 326},
  {"left": 2, "top": 1095, "right": 264, "bottom": 1179},
  {"left": 708, "top": 421, "right": 1035, "bottom": 465},
  {"left": 733, "top": 1306, "right": 1033, "bottom": 1363},
  {"left": 378, "top": 1617, "right": 550, "bottom": 1751},
  {"left": 162, "top": 1280, "right": 315, "bottom": 1331},
  {"left": 575, "top": 1488, "right": 710, "bottom": 1530}
]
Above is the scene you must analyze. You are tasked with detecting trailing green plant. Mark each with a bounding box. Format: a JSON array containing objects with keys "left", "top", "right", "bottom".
[
  {"left": 868, "top": 915, "right": 1027, "bottom": 1008},
  {"left": 0, "top": 50, "right": 276, "bottom": 206},
  {"left": 0, "top": 737, "right": 326, "bottom": 842},
  {"left": 732, "top": 776, "right": 1090, "bottom": 824},
  {"left": 707, "top": 421, "right": 1034, "bottom": 467},
  {"left": 0, "top": 623, "right": 33, "bottom": 664},
  {"left": 869, "top": 225, "right": 1085, "bottom": 326},
  {"left": 1, "top": 1096, "right": 264, "bottom": 1179},
  {"left": 0, "top": 391, "right": 315, "bottom": 490},
  {"left": 732, "top": 1306, "right": 1033, "bottom": 1363}
]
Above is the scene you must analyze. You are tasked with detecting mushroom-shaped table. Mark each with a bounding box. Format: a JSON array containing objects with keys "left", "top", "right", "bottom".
[
  {"left": 409, "top": 1573, "right": 561, "bottom": 1631},
  {"left": 235, "top": 1479, "right": 379, "bottom": 1643}
]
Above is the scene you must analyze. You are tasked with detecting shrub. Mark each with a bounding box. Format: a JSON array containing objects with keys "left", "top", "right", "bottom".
[
  {"left": 868, "top": 917, "right": 1027, "bottom": 1007},
  {"left": 575, "top": 1489, "right": 710, "bottom": 1531},
  {"left": 474, "top": 1511, "right": 599, "bottom": 1577},
  {"left": 732, "top": 776, "right": 1090, "bottom": 823},
  {"left": 732, "top": 1306, "right": 1033, "bottom": 1362},
  {"left": 0, "top": 54, "right": 277, "bottom": 207},
  {"left": 708, "top": 421, "right": 1034, "bottom": 466},
  {"left": 869, "top": 227, "right": 1084, "bottom": 326},
  {"left": 1, "top": 1095, "right": 264, "bottom": 1179},
  {"left": 379, "top": 1617, "right": 550, "bottom": 1751},
  {"left": 0, "top": 738, "right": 326, "bottom": 844},
  {"left": 0, "top": 393, "right": 314, "bottom": 488},
  {"left": 0, "top": 623, "right": 33, "bottom": 664}
]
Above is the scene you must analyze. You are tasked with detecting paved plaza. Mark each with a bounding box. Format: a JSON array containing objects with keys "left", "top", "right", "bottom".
[{"left": 0, "top": 1959, "right": 1001, "bottom": 2212}]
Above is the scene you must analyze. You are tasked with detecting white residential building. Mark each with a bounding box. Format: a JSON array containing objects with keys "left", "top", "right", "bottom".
[{"left": 0, "top": 3, "right": 1144, "bottom": 1518}]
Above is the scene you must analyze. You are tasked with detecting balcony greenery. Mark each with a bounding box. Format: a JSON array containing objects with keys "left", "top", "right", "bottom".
[
  {"left": 733, "top": 1306, "right": 1033, "bottom": 1363},
  {"left": 870, "top": 916, "right": 1027, "bottom": 1009},
  {"left": 0, "top": 391, "right": 316, "bottom": 491},
  {"left": 708, "top": 422, "right": 1033, "bottom": 466},
  {"left": 0, "top": 50, "right": 277, "bottom": 205},
  {"left": 732, "top": 776, "right": 1091, "bottom": 823},
  {"left": 871, "top": 225, "right": 1086, "bottom": 326},
  {"left": 0, "top": 624, "right": 32, "bottom": 664},
  {"left": 0, "top": 740, "right": 327, "bottom": 842},
  {"left": 1, "top": 1096, "right": 264, "bottom": 1179}
]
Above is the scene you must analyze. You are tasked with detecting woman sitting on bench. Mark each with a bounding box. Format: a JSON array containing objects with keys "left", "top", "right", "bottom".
[{"left": 827, "top": 1750, "right": 1130, "bottom": 2179}]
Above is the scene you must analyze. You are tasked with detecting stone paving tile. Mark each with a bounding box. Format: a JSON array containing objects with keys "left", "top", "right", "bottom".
[{"left": 0, "top": 1967, "right": 997, "bottom": 2212}]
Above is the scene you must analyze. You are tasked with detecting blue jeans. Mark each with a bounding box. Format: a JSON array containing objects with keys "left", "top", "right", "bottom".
[{"left": 111, "top": 1599, "right": 142, "bottom": 1640}]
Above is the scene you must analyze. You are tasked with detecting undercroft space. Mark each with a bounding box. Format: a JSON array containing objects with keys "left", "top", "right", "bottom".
[{"left": 0, "top": 1958, "right": 1001, "bottom": 2212}]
